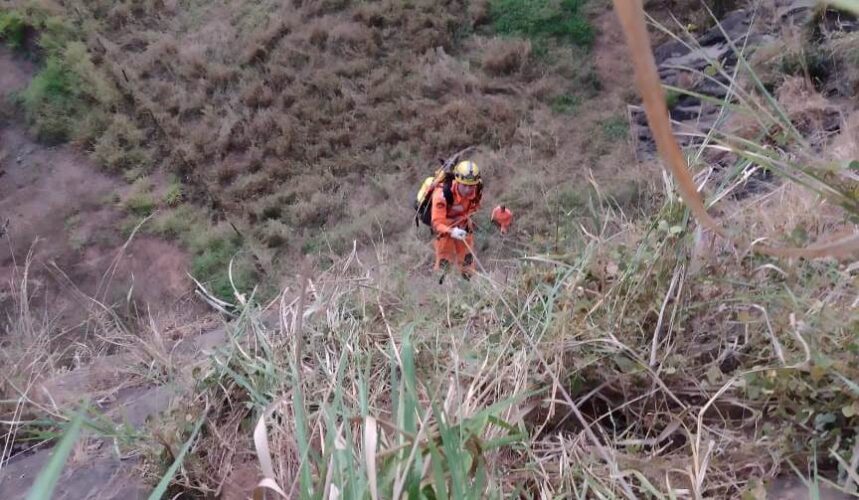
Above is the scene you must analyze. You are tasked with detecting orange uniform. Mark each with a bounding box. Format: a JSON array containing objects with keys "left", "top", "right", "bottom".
[
  {"left": 491, "top": 205, "right": 513, "bottom": 234},
  {"left": 431, "top": 182, "right": 480, "bottom": 277}
]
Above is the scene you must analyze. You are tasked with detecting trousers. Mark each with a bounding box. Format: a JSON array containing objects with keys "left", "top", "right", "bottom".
[{"left": 434, "top": 232, "right": 475, "bottom": 276}]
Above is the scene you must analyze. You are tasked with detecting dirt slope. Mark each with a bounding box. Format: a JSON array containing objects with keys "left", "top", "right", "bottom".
[{"left": 0, "top": 46, "right": 200, "bottom": 331}]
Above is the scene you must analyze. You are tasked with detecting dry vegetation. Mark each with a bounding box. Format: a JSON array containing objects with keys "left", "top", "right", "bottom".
[
  {"left": 1, "top": 0, "right": 858, "bottom": 498},
  {"left": 3, "top": 0, "right": 642, "bottom": 298}
]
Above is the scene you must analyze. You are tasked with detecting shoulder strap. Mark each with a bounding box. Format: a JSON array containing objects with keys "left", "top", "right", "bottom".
[{"left": 442, "top": 178, "right": 454, "bottom": 205}]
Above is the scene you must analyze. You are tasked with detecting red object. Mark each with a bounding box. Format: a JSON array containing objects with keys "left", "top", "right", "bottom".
[{"left": 491, "top": 206, "right": 513, "bottom": 235}]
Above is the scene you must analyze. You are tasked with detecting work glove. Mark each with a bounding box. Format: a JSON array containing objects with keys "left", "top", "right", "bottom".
[{"left": 450, "top": 228, "right": 467, "bottom": 241}]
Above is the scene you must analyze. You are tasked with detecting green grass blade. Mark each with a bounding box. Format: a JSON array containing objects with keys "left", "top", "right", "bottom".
[
  {"left": 147, "top": 412, "right": 206, "bottom": 500},
  {"left": 429, "top": 441, "right": 449, "bottom": 500},
  {"left": 25, "top": 407, "right": 86, "bottom": 500},
  {"left": 291, "top": 361, "right": 314, "bottom": 500}
]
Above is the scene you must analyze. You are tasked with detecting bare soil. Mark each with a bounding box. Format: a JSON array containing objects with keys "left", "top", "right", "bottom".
[
  {"left": 0, "top": 46, "right": 200, "bottom": 331},
  {"left": 0, "top": 44, "right": 214, "bottom": 499}
]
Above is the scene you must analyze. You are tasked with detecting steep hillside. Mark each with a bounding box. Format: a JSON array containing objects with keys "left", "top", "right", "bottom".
[
  {"left": 0, "top": 0, "right": 858, "bottom": 499},
  {"left": 2, "top": 0, "right": 650, "bottom": 299}
]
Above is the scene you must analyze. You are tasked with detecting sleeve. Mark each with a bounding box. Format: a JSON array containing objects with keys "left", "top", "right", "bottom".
[{"left": 431, "top": 189, "right": 452, "bottom": 235}]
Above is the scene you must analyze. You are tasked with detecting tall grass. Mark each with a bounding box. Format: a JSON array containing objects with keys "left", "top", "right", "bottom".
[
  {"left": 6, "top": 1, "right": 859, "bottom": 498},
  {"left": 155, "top": 250, "right": 535, "bottom": 497},
  {"left": 138, "top": 4, "right": 859, "bottom": 492}
]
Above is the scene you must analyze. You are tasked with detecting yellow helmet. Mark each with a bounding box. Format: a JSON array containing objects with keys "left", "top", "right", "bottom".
[{"left": 453, "top": 160, "right": 480, "bottom": 185}]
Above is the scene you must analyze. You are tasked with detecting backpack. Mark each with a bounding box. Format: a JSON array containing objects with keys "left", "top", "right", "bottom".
[
  {"left": 414, "top": 171, "right": 483, "bottom": 229},
  {"left": 414, "top": 170, "right": 454, "bottom": 228}
]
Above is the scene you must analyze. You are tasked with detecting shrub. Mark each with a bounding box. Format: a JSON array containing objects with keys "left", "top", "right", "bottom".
[
  {"left": 550, "top": 93, "right": 579, "bottom": 113},
  {"left": 482, "top": 37, "right": 531, "bottom": 75},
  {"left": 489, "top": 0, "right": 594, "bottom": 47},
  {"left": 20, "top": 54, "right": 80, "bottom": 143},
  {"left": 125, "top": 189, "right": 156, "bottom": 217},
  {"left": 92, "top": 114, "right": 150, "bottom": 171},
  {"left": 191, "top": 232, "right": 256, "bottom": 301},
  {"left": 150, "top": 206, "right": 257, "bottom": 301},
  {"left": 255, "top": 219, "right": 291, "bottom": 248},
  {"left": 151, "top": 206, "right": 199, "bottom": 240},
  {"left": 600, "top": 115, "right": 629, "bottom": 141},
  {"left": 0, "top": 11, "right": 28, "bottom": 48},
  {"left": 163, "top": 181, "right": 183, "bottom": 207},
  {"left": 5, "top": 9, "right": 120, "bottom": 145}
]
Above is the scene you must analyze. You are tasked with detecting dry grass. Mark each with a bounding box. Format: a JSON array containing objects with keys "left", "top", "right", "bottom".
[
  {"left": 135, "top": 181, "right": 857, "bottom": 497},
  {"left": 2, "top": 1, "right": 858, "bottom": 498},
  {"left": 41, "top": 0, "right": 629, "bottom": 270}
]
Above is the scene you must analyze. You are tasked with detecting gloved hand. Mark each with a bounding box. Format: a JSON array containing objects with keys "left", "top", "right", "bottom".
[{"left": 450, "top": 228, "right": 467, "bottom": 241}]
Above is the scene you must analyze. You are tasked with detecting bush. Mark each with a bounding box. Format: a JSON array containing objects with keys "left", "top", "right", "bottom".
[
  {"left": 6, "top": 9, "right": 120, "bottom": 145},
  {"left": 601, "top": 115, "right": 629, "bottom": 141},
  {"left": 20, "top": 54, "right": 80, "bottom": 142},
  {"left": 550, "top": 93, "right": 580, "bottom": 113},
  {"left": 125, "top": 193, "right": 155, "bottom": 216},
  {"left": 482, "top": 38, "right": 531, "bottom": 75},
  {"left": 151, "top": 206, "right": 198, "bottom": 240},
  {"left": 489, "top": 0, "right": 594, "bottom": 47},
  {"left": 163, "top": 181, "right": 183, "bottom": 207},
  {"left": 0, "top": 11, "right": 28, "bottom": 48},
  {"left": 191, "top": 232, "right": 256, "bottom": 301},
  {"left": 92, "top": 114, "right": 150, "bottom": 171},
  {"left": 150, "top": 206, "right": 257, "bottom": 301}
]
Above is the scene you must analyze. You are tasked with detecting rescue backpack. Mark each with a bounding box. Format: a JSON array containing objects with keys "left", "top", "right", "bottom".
[
  {"left": 414, "top": 170, "right": 453, "bottom": 228},
  {"left": 413, "top": 170, "right": 482, "bottom": 229}
]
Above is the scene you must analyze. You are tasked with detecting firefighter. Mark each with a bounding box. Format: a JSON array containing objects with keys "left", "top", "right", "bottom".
[{"left": 431, "top": 160, "right": 482, "bottom": 280}]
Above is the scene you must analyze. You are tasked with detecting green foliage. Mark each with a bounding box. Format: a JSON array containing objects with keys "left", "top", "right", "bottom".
[
  {"left": 124, "top": 178, "right": 156, "bottom": 216},
  {"left": 778, "top": 46, "right": 831, "bottom": 87},
  {"left": 0, "top": 10, "right": 28, "bottom": 48},
  {"left": 550, "top": 93, "right": 580, "bottom": 113},
  {"left": 20, "top": 53, "right": 81, "bottom": 143},
  {"left": 665, "top": 88, "right": 681, "bottom": 109},
  {"left": 125, "top": 192, "right": 156, "bottom": 217},
  {"left": 490, "top": 0, "right": 594, "bottom": 47},
  {"left": 149, "top": 205, "right": 256, "bottom": 301},
  {"left": 600, "top": 115, "right": 629, "bottom": 141},
  {"left": 163, "top": 181, "right": 183, "bottom": 207},
  {"left": 26, "top": 408, "right": 86, "bottom": 500},
  {"left": 5, "top": 8, "right": 119, "bottom": 145},
  {"left": 182, "top": 316, "right": 527, "bottom": 498},
  {"left": 190, "top": 232, "right": 255, "bottom": 301},
  {"left": 92, "top": 113, "right": 149, "bottom": 171},
  {"left": 151, "top": 205, "right": 199, "bottom": 240},
  {"left": 147, "top": 414, "right": 205, "bottom": 500}
]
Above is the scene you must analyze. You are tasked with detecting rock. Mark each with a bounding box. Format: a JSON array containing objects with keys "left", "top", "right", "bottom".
[
  {"left": 654, "top": 39, "right": 691, "bottom": 65},
  {"left": 698, "top": 10, "right": 752, "bottom": 46},
  {"left": 671, "top": 105, "right": 704, "bottom": 121},
  {"left": 820, "top": 8, "right": 859, "bottom": 34},
  {"left": 661, "top": 44, "right": 730, "bottom": 72},
  {"left": 695, "top": 78, "right": 729, "bottom": 99}
]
